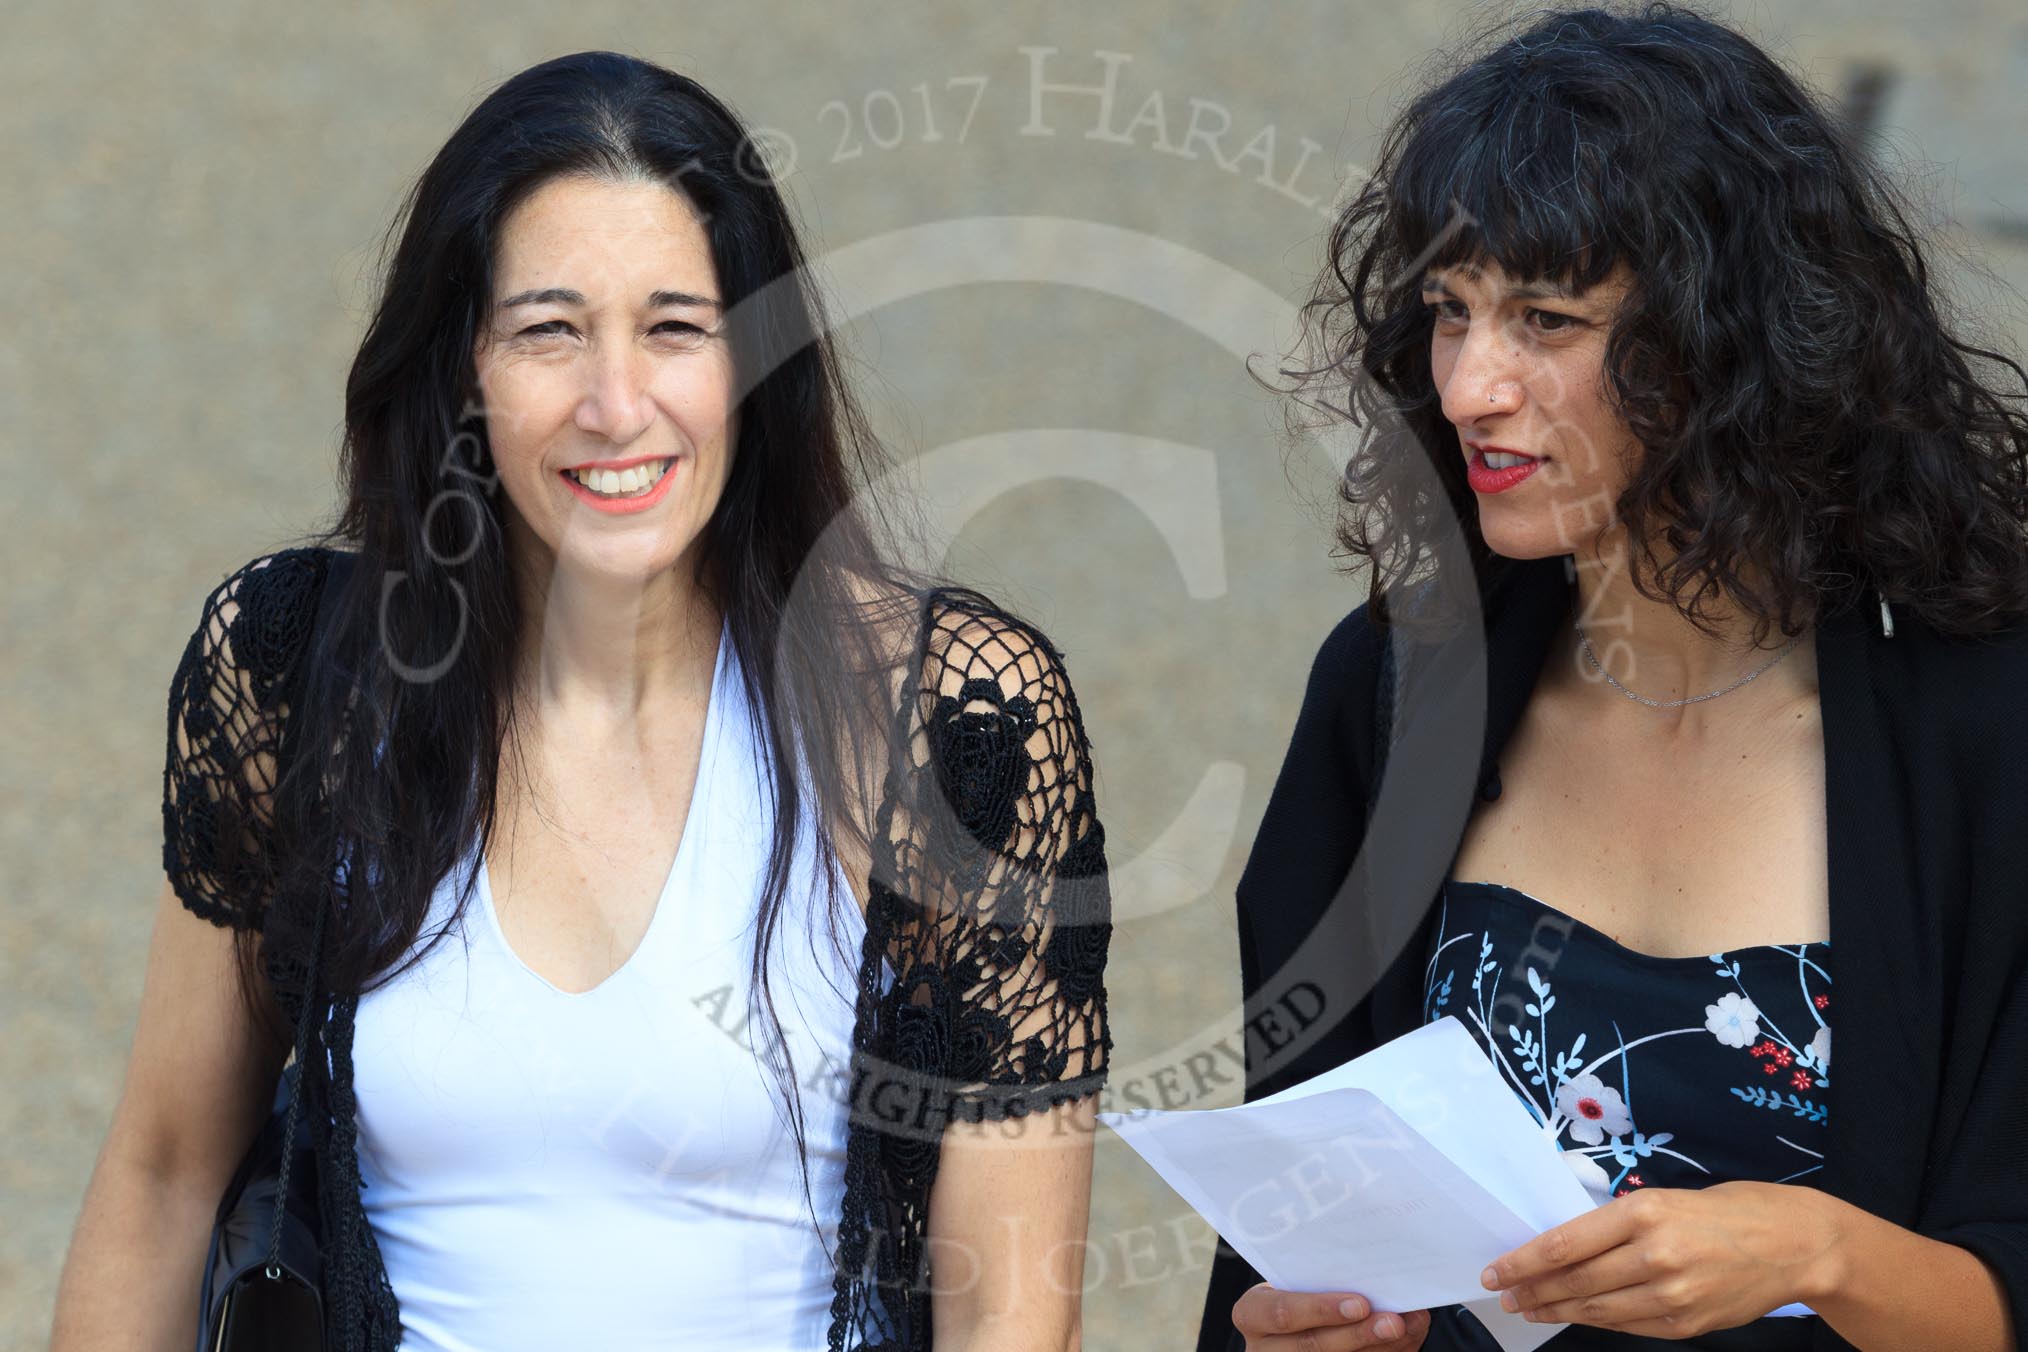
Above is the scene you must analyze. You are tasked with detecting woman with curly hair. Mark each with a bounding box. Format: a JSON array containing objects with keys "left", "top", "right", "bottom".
[
  {"left": 1203, "top": 6, "right": 2028, "bottom": 1350},
  {"left": 52, "top": 51, "right": 1111, "bottom": 1352}
]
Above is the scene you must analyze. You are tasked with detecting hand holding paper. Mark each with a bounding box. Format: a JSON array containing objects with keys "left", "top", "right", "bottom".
[{"left": 1101, "top": 1017, "right": 1815, "bottom": 1350}]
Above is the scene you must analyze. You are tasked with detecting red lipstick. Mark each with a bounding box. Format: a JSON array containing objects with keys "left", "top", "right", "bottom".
[{"left": 1465, "top": 445, "right": 1546, "bottom": 494}]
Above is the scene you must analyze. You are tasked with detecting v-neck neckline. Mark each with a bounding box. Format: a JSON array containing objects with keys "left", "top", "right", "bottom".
[{"left": 477, "top": 618, "right": 731, "bottom": 999}]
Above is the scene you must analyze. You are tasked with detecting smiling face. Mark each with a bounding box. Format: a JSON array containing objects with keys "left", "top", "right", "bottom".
[
  {"left": 473, "top": 173, "right": 737, "bottom": 583},
  {"left": 1421, "top": 258, "right": 1640, "bottom": 561}
]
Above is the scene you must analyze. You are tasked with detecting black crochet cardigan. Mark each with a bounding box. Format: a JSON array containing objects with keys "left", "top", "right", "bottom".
[{"left": 161, "top": 546, "right": 1113, "bottom": 1351}]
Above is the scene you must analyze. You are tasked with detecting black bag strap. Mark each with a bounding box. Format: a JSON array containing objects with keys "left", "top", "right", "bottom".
[
  {"left": 266, "top": 890, "right": 326, "bottom": 1277},
  {"left": 263, "top": 546, "right": 355, "bottom": 1278}
]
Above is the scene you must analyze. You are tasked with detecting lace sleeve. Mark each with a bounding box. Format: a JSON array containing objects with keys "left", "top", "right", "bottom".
[
  {"left": 875, "top": 589, "right": 1113, "bottom": 1124},
  {"left": 161, "top": 549, "right": 325, "bottom": 932}
]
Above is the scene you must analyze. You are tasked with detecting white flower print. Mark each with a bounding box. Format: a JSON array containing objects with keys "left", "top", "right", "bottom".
[
  {"left": 1555, "top": 1072, "right": 1633, "bottom": 1145},
  {"left": 1809, "top": 1025, "right": 1831, "bottom": 1072},
  {"left": 1705, "top": 991, "right": 1762, "bottom": 1048}
]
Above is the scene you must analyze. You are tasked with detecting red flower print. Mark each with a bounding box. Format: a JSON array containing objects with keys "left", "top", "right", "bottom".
[
  {"left": 1814, "top": 994, "right": 1830, "bottom": 1009},
  {"left": 1628, "top": 1174, "right": 1645, "bottom": 1187},
  {"left": 1750, "top": 1039, "right": 1774, "bottom": 1058},
  {"left": 1764, "top": 1062, "right": 1781, "bottom": 1076},
  {"left": 1791, "top": 1070, "right": 1814, "bottom": 1091},
  {"left": 1769, "top": 1046, "right": 1794, "bottom": 1068}
]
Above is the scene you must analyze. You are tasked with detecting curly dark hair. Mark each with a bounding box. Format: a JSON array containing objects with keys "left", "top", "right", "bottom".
[{"left": 1289, "top": 1, "right": 2028, "bottom": 642}]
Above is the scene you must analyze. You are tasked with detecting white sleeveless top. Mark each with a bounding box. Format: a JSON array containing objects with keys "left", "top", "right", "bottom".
[{"left": 350, "top": 622, "right": 872, "bottom": 1351}]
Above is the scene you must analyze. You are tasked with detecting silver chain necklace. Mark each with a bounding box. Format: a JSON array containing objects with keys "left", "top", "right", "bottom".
[{"left": 1573, "top": 621, "right": 1804, "bottom": 708}]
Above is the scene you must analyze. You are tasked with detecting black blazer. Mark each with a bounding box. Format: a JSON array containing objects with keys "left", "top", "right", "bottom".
[{"left": 1196, "top": 552, "right": 2028, "bottom": 1351}]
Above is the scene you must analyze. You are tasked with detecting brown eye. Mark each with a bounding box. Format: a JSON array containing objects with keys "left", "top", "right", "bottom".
[
  {"left": 1528, "top": 308, "right": 1579, "bottom": 333},
  {"left": 520, "top": 320, "right": 572, "bottom": 337}
]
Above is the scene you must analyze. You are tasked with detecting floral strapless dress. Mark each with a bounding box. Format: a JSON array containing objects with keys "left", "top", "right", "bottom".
[{"left": 1417, "top": 878, "right": 1832, "bottom": 1350}]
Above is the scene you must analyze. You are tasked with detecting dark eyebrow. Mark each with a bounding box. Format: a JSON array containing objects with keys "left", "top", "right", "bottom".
[
  {"left": 1419, "top": 270, "right": 1581, "bottom": 303},
  {"left": 499, "top": 287, "right": 583, "bottom": 310},
  {"left": 497, "top": 287, "right": 722, "bottom": 311},
  {"left": 648, "top": 289, "right": 722, "bottom": 311},
  {"left": 1505, "top": 279, "right": 1580, "bottom": 301}
]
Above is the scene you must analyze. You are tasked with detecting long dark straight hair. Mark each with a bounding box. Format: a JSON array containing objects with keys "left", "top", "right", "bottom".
[{"left": 255, "top": 50, "right": 923, "bottom": 1234}]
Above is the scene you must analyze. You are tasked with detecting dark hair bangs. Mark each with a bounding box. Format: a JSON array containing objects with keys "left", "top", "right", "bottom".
[{"left": 1386, "top": 75, "right": 1633, "bottom": 296}]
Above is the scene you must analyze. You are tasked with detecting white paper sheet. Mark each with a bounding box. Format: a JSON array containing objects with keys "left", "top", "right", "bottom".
[{"left": 1101, "top": 1018, "right": 1597, "bottom": 1351}]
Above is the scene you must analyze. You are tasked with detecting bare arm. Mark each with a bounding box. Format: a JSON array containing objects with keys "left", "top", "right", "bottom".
[
  {"left": 49, "top": 883, "right": 287, "bottom": 1350},
  {"left": 928, "top": 1096, "right": 1100, "bottom": 1352},
  {"left": 1804, "top": 1192, "right": 2015, "bottom": 1351}
]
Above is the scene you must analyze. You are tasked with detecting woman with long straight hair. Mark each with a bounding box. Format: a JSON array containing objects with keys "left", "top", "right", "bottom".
[
  {"left": 1203, "top": 5, "right": 2028, "bottom": 1349},
  {"left": 54, "top": 51, "right": 1111, "bottom": 1352}
]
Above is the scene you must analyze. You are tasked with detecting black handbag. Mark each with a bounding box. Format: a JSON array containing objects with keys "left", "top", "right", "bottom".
[{"left": 195, "top": 893, "right": 330, "bottom": 1352}]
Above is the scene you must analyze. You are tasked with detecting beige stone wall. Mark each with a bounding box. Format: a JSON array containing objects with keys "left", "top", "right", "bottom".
[{"left": 6, "top": 2, "right": 2024, "bottom": 1347}]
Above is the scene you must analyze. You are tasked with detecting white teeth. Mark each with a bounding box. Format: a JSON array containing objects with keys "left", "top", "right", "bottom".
[
  {"left": 1482, "top": 451, "right": 1535, "bottom": 469},
  {"left": 569, "top": 460, "right": 672, "bottom": 498}
]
